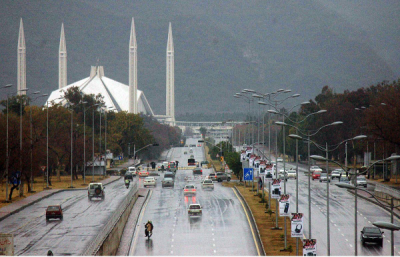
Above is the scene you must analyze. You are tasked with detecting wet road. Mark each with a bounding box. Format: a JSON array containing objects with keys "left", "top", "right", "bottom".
[
  {"left": 130, "top": 138, "right": 259, "bottom": 256},
  {"left": 0, "top": 177, "right": 134, "bottom": 256},
  {"left": 271, "top": 160, "right": 400, "bottom": 256}
]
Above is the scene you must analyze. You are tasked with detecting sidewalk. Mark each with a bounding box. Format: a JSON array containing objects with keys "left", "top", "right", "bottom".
[{"left": 0, "top": 159, "right": 138, "bottom": 222}]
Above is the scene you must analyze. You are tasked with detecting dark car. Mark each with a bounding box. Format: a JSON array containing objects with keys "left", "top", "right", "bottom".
[
  {"left": 46, "top": 205, "right": 63, "bottom": 220},
  {"left": 361, "top": 227, "right": 384, "bottom": 246},
  {"left": 339, "top": 176, "right": 350, "bottom": 184},
  {"left": 216, "top": 172, "right": 231, "bottom": 182},
  {"left": 193, "top": 167, "right": 202, "bottom": 175}
]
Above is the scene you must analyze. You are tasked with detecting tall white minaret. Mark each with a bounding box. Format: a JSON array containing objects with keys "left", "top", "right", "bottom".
[
  {"left": 17, "top": 18, "right": 26, "bottom": 95},
  {"left": 129, "top": 17, "right": 138, "bottom": 114},
  {"left": 59, "top": 23, "right": 67, "bottom": 89},
  {"left": 166, "top": 22, "right": 175, "bottom": 122}
]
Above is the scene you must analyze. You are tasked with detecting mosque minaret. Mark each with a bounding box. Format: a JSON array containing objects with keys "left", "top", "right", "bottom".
[
  {"left": 166, "top": 22, "right": 175, "bottom": 123},
  {"left": 17, "top": 18, "right": 26, "bottom": 95},
  {"left": 59, "top": 23, "right": 67, "bottom": 89},
  {"left": 129, "top": 17, "right": 138, "bottom": 114}
]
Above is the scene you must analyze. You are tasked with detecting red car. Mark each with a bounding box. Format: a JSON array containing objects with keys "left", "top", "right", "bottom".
[
  {"left": 312, "top": 170, "right": 321, "bottom": 180},
  {"left": 46, "top": 205, "right": 63, "bottom": 221}
]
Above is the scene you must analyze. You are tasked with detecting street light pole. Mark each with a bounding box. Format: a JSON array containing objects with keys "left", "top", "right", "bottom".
[{"left": 1, "top": 84, "right": 13, "bottom": 201}]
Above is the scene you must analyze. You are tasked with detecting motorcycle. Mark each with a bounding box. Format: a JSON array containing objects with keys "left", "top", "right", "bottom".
[
  {"left": 125, "top": 180, "right": 130, "bottom": 189},
  {"left": 144, "top": 223, "right": 153, "bottom": 239}
]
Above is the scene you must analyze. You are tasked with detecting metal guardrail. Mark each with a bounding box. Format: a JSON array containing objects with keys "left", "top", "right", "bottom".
[{"left": 82, "top": 180, "right": 139, "bottom": 256}]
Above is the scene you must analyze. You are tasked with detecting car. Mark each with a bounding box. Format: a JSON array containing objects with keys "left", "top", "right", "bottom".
[
  {"left": 277, "top": 158, "right": 283, "bottom": 162},
  {"left": 188, "top": 158, "right": 196, "bottom": 166},
  {"left": 189, "top": 149, "right": 193, "bottom": 153},
  {"left": 278, "top": 170, "right": 288, "bottom": 181},
  {"left": 339, "top": 175, "right": 350, "bottom": 184},
  {"left": 184, "top": 151, "right": 187, "bottom": 155},
  {"left": 287, "top": 169, "right": 297, "bottom": 179},
  {"left": 331, "top": 169, "right": 344, "bottom": 180},
  {"left": 138, "top": 170, "right": 149, "bottom": 177},
  {"left": 308, "top": 166, "right": 322, "bottom": 176},
  {"left": 143, "top": 177, "right": 156, "bottom": 187},
  {"left": 127, "top": 166, "right": 137, "bottom": 174},
  {"left": 312, "top": 170, "right": 321, "bottom": 180},
  {"left": 361, "top": 226, "right": 384, "bottom": 246},
  {"left": 188, "top": 203, "right": 202, "bottom": 217},
  {"left": 319, "top": 173, "right": 330, "bottom": 183},
  {"left": 353, "top": 176, "right": 367, "bottom": 188},
  {"left": 164, "top": 171, "right": 175, "bottom": 179},
  {"left": 201, "top": 179, "right": 214, "bottom": 190},
  {"left": 46, "top": 205, "right": 63, "bottom": 220},
  {"left": 162, "top": 177, "right": 174, "bottom": 188},
  {"left": 88, "top": 183, "right": 105, "bottom": 200},
  {"left": 193, "top": 167, "right": 202, "bottom": 175},
  {"left": 209, "top": 172, "right": 217, "bottom": 181},
  {"left": 216, "top": 172, "right": 231, "bottom": 182},
  {"left": 168, "top": 161, "right": 177, "bottom": 172},
  {"left": 156, "top": 163, "right": 163, "bottom": 171},
  {"left": 183, "top": 184, "right": 197, "bottom": 195}
]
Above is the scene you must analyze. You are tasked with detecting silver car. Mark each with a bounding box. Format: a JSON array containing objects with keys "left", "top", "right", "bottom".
[
  {"left": 162, "top": 177, "right": 174, "bottom": 188},
  {"left": 319, "top": 173, "right": 330, "bottom": 183}
]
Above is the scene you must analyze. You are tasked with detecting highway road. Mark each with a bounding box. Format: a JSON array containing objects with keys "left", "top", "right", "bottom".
[
  {"left": 129, "top": 138, "right": 260, "bottom": 256},
  {"left": 0, "top": 177, "right": 134, "bottom": 256},
  {"left": 265, "top": 158, "right": 400, "bottom": 256}
]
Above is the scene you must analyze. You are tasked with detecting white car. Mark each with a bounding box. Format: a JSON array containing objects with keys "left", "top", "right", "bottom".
[
  {"left": 287, "top": 169, "right": 297, "bottom": 179},
  {"left": 183, "top": 184, "right": 197, "bottom": 195},
  {"left": 201, "top": 179, "right": 214, "bottom": 190},
  {"left": 188, "top": 203, "right": 202, "bottom": 217},
  {"left": 143, "top": 177, "right": 156, "bottom": 187},
  {"left": 277, "top": 158, "right": 283, "bottom": 162}
]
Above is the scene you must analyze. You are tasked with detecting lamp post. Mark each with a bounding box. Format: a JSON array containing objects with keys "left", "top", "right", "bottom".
[
  {"left": 304, "top": 134, "right": 367, "bottom": 256},
  {"left": 82, "top": 103, "right": 98, "bottom": 184},
  {"left": 19, "top": 88, "right": 30, "bottom": 196},
  {"left": 1, "top": 84, "right": 13, "bottom": 201},
  {"left": 29, "top": 93, "right": 48, "bottom": 192},
  {"left": 330, "top": 155, "right": 400, "bottom": 256},
  {"left": 134, "top": 143, "right": 159, "bottom": 161}
]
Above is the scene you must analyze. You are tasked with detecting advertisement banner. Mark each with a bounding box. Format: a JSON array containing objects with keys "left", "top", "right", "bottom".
[
  {"left": 279, "top": 194, "right": 291, "bottom": 216},
  {"left": 271, "top": 179, "right": 281, "bottom": 199},
  {"left": 303, "top": 239, "right": 317, "bottom": 256},
  {"left": 291, "top": 213, "right": 304, "bottom": 237},
  {"left": 0, "top": 234, "right": 14, "bottom": 256}
]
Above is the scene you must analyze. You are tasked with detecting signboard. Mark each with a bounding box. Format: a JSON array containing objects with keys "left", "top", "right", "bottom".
[
  {"left": 243, "top": 168, "right": 253, "bottom": 181},
  {"left": 118, "top": 156, "right": 123, "bottom": 160},
  {"left": 271, "top": 179, "right": 281, "bottom": 199},
  {"left": 291, "top": 213, "right": 304, "bottom": 237},
  {"left": 279, "top": 194, "right": 291, "bottom": 217},
  {"left": 0, "top": 234, "right": 14, "bottom": 256},
  {"left": 303, "top": 239, "right": 317, "bottom": 256}
]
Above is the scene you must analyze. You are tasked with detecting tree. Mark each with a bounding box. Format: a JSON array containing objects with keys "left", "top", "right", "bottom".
[{"left": 199, "top": 127, "right": 207, "bottom": 138}]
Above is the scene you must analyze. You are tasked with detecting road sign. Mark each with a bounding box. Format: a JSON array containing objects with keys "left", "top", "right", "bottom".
[
  {"left": 243, "top": 168, "right": 253, "bottom": 181},
  {"left": 41, "top": 166, "right": 46, "bottom": 172},
  {"left": 119, "top": 156, "right": 123, "bottom": 160},
  {"left": 216, "top": 154, "right": 219, "bottom": 158}
]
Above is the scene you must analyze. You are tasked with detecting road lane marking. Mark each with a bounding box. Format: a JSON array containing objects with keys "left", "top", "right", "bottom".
[
  {"left": 341, "top": 233, "right": 345, "bottom": 236},
  {"left": 232, "top": 188, "right": 261, "bottom": 256}
]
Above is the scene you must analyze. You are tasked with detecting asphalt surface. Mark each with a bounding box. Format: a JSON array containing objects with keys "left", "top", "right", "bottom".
[
  {"left": 128, "top": 138, "right": 260, "bottom": 256},
  {"left": 251, "top": 145, "right": 400, "bottom": 256}
]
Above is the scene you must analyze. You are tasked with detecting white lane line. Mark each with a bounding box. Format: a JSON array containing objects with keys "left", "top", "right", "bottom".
[
  {"left": 172, "top": 239, "right": 174, "bottom": 242},
  {"left": 360, "top": 213, "right": 363, "bottom": 216},
  {"left": 214, "top": 250, "right": 217, "bottom": 253},
  {"left": 213, "top": 244, "right": 216, "bottom": 247},
  {"left": 349, "top": 244, "right": 353, "bottom": 248},
  {"left": 364, "top": 217, "right": 367, "bottom": 219},
  {"left": 171, "top": 251, "right": 173, "bottom": 254},
  {"left": 368, "top": 221, "right": 371, "bottom": 224},
  {"left": 334, "top": 223, "right": 337, "bottom": 227},
  {"left": 345, "top": 239, "right": 348, "bottom": 242},
  {"left": 387, "top": 240, "right": 391, "bottom": 243},
  {"left": 341, "top": 234, "right": 345, "bottom": 237},
  {"left": 338, "top": 228, "right": 341, "bottom": 231},
  {"left": 171, "top": 245, "right": 174, "bottom": 248}
]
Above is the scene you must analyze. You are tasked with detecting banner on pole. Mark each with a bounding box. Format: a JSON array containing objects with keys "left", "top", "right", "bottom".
[
  {"left": 303, "top": 239, "right": 317, "bottom": 256},
  {"left": 271, "top": 179, "right": 281, "bottom": 199},
  {"left": 279, "top": 194, "right": 291, "bottom": 216},
  {"left": 291, "top": 213, "right": 304, "bottom": 237}
]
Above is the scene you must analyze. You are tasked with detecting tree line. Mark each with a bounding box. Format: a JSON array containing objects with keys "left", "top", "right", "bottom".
[{"left": 0, "top": 86, "right": 182, "bottom": 200}]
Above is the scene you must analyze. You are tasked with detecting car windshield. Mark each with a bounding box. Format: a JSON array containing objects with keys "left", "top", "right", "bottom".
[
  {"left": 47, "top": 206, "right": 60, "bottom": 211},
  {"left": 163, "top": 177, "right": 173, "bottom": 181},
  {"left": 357, "top": 177, "right": 366, "bottom": 181},
  {"left": 203, "top": 180, "right": 212, "bottom": 183},
  {"left": 364, "top": 227, "right": 381, "bottom": 233},
  {"left": 185, "top": 185, "right": 195, "bottom": 189},
  {"left": 340, "top": 177, "right": 349, "bottom": 181},
  {"left": 190, "top": 205, "right": 201, "bottom": 209}
]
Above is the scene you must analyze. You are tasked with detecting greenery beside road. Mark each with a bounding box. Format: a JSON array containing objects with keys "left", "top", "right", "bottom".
[{"left": 0, "top": 86, "right": 182, "bottom": 200}]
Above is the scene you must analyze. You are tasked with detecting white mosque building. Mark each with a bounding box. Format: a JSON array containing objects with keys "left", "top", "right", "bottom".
[{"left": 15, "top": 17, "right": 176, "bottom": 121}]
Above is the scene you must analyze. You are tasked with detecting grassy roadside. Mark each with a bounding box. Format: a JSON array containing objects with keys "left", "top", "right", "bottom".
[
  {"left": 223, "top": 181, "right": 299, "bottom": 255},
  {"left": 205, "top": 145, "right": 223, "bottom": 171}
]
